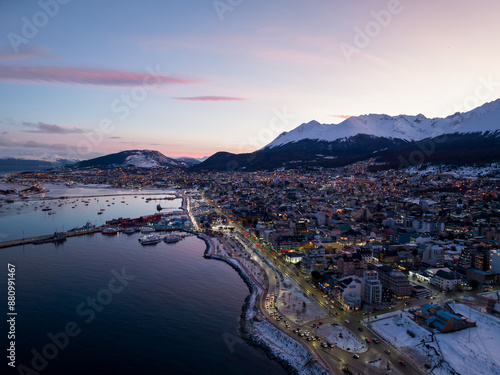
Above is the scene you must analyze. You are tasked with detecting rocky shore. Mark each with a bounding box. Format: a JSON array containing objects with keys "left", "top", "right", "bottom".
[{"left": 199, "top": 233, "right": 328, "bottom": 375}]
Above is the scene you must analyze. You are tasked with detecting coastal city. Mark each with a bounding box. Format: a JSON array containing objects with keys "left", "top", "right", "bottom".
[{"left": 1, "top": 162, "right": 499, "bottom": 375}]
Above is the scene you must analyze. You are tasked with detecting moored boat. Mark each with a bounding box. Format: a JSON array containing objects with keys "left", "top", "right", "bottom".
[
  {"left": 102, "top": 227, "right": 118, "bottom": 235},
  {"left": 138, "top": 234, "right": 162, "bottom": 245},
  {"left": 164, "top": 235, "right": 182, "bottom": 243},
  {"left": 123, "top": 227, "right": 136, "bottom": 235}
]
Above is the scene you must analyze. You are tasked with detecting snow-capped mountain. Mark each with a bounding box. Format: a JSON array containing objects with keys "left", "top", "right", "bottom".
[
  {"left": 194, "top": 99, "right": 500, "bottom": 171},
  {"left": 264, "top": 99, "right": 500, "bottom": 149},
  {"left": 175, "top": 156, "right": 204, "bottom": 167},
  {"left": 71, "top": 150, "right": 189, "bottom": 169}
]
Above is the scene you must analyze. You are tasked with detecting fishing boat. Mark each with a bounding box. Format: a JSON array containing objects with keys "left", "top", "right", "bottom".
[
  {"left": 123, "top": 227, "right": 136, "bottom": 235},
  {"left": 141, "top": 226, "right": 155, "bottom": 233}
]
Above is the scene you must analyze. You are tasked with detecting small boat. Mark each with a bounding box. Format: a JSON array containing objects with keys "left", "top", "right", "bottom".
[
  {"left": 97, "top": 212, "right": 103, "bottom": 215},
  {"left": 123, "top": 227, "right": 136, "bottom": 235},
  {"left": 138, "top": 234, "right": 162, "bottom": 245},
  {"left": 164, "top": 235, "right": 182, "bottom": 243},
  {"left": 141, "top": 227, "right": 155, "bottom": 233},
  {"left": 102, "top": 227, "right": 118, "bottom": 235},
  {"left": 42, "top": 207, "right": 51, "bottom": 211},
  {"left": 48, "top": 211, "right": 56, "bottom": 215}
]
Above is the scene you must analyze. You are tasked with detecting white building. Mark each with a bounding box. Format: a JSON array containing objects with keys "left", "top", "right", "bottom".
[{"left": 362, "top": 270, "right": 382, "bottom": 306}]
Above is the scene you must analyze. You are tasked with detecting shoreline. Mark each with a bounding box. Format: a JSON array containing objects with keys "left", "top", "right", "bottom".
[{"left": 199, "top": 234, "right": 329, "bottom": 375}]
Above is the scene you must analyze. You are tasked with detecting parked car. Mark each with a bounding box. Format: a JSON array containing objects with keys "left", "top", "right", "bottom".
[
  {"left": 358, "top": 327, "right": 364, "bottom": 332},
  {"left": 352, "top": 354, "right": 359, "bottom": 359},
  {"left": 399, "top": 360, "right": 406, "bottom": 366},
  {"left": 384, "top": 349, "right": 391, "bottom": 354}
]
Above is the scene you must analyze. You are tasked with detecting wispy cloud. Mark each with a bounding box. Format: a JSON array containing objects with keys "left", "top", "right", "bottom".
[
  {"left": 0, "top": 45, "right": 55, "bottom": 61},
  {"left": 108, "top": 136, "right": 122, "bottom": 139},
  {"left": 329, "top": 114, "right": 352, "bottom": 119},
  {"left": 0, "top": 134, "right": 69, "bottom": 151},
  {"left": 21, "top": 121, "right": 87, "bottom": 134},
  {"left": 0, "top": 66, "right": 200, "bottom": 87},
  {"left": 173, "top": 96, "right": 246, "bottom": 101}
]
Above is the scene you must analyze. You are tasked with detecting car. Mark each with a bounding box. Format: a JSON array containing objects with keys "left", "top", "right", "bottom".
[
  {"left": 352, "top": 354, "right": 359, "bottom": 359},
  {"left": 384, "top": 349, "right": 391, "bottom": 354},
  {"left": 335, "top": 312, "right": 340, "bottom": 316},
  {"left": 372, "top": 338, "right": 379, "bottom": 344},
  {"left": 365, "top": 338, "right": 371, "bottom": 343},
  {"left": 358, "top": 327, "right": 364, "bottom": 332},
  {"left": 399, "top": 360, "right": 406, "bottom": 366},
  {"left": 321, "top": 342, "right": 328, "bottom": 348},
  {"left": 345, "top": 320, "right": 350, "bottom": 324}
]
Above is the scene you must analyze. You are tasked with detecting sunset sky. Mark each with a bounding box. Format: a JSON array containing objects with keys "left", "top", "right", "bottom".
[{"left": 0, "top": 0, "right": 499, "bottom": 160}]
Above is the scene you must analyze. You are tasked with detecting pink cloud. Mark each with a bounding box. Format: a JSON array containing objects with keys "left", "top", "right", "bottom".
[
  {"left": 329, "top": 114, "right": 352, "bottom": 119},
  {"left": 173, "top": 96, "right": 246, "bottom": 101},
  {"left": 0, "top": 66, "right": 200, "bottom": 86}
]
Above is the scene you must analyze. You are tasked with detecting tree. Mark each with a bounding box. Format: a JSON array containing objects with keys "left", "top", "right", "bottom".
[{"left": 311, "top": 270, "right": 323, "bottom": 282}]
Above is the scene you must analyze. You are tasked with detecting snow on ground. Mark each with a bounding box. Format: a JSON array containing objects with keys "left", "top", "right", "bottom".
[
  {"left": 316, "top": 324, "right": 367, "bottom": 353},
  {"left": 249, "top": 320, "right": 328, "bottom": 375},
  {"left": 370, "top": 306, "right": 500, "bottom": 375},
  {"left": 367, "top": 358, "right": 394, "bottom": 373},
  {"left": 276, "top": 277, "right": 328, "bottom": 323},
  {"left": 437, "top": 303, "right": 500, "bottom": 375},
  {"left": 370, "top": 313, "right": 432, "bottom": 348}
]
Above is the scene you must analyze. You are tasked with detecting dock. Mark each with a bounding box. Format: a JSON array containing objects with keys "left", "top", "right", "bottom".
[{"left": 0, "top": 227, "right": 103, "bottom": 249}]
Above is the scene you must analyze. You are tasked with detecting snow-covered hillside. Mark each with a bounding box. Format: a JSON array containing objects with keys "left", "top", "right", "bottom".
[{"left": 264, "top": 99, "right": 500, "bottom": 148}]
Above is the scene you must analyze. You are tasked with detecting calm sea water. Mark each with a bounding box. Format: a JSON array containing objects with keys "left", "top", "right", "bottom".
[
  {"left": 0, "top": 188, "right": 182, "bottom": 241},
  {"left": 0, "top": 189, "right": 287, "bottom": 375}
]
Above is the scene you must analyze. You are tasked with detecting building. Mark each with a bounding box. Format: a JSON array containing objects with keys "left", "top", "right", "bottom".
[
  {"left": 337, "top": 252, "right": 366, "bottom": 278},
  {"left": 273, "top": 235, "right": 307, "bottom": 251},
  {"left": 284, "top": 252, "right": 304, "bottom": 264},
  {"left": 332, "top": 276, "right": 362, "bottom": 311},
  {"left": 300, "top": 247, "right": 326, "bottom": 275},
  {"left": 423, "top": 246, "right": 445, "bottom": 267},
  {"left": 431, "top": 269, "right": 462, "bottom": 291},
  {"left": 412, "top": 285, "right": 432, "bottom": 298},
  {"left": 419, "top": 303, "right": 475, "bottom": 333},
  {"left": 490, "top": 249, "right": 500, "bottom": 273},
  {"left": 466, "top": 268, "right": 495, "bottom": 285},
  {"left": 362, "top": 270, "right": 382, "bottom": 306},
  {"left": 378, "top": 266, "right": 412, "bottom": 299},
  {"left": 295, "top": 219, "right": 309, "bottom": 234}
]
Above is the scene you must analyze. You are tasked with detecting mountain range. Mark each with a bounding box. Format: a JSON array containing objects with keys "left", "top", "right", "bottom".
[
  {"left": 192, "top": 99, "right": 500, "bottom": 171},
  {"left": 5, "top": 100, "right": 500, "bottom": 173}
]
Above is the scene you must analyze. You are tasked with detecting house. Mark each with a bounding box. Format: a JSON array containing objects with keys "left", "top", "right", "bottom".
[{"left": 419, "top": 303, "right": 475, "bottom": 333}]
